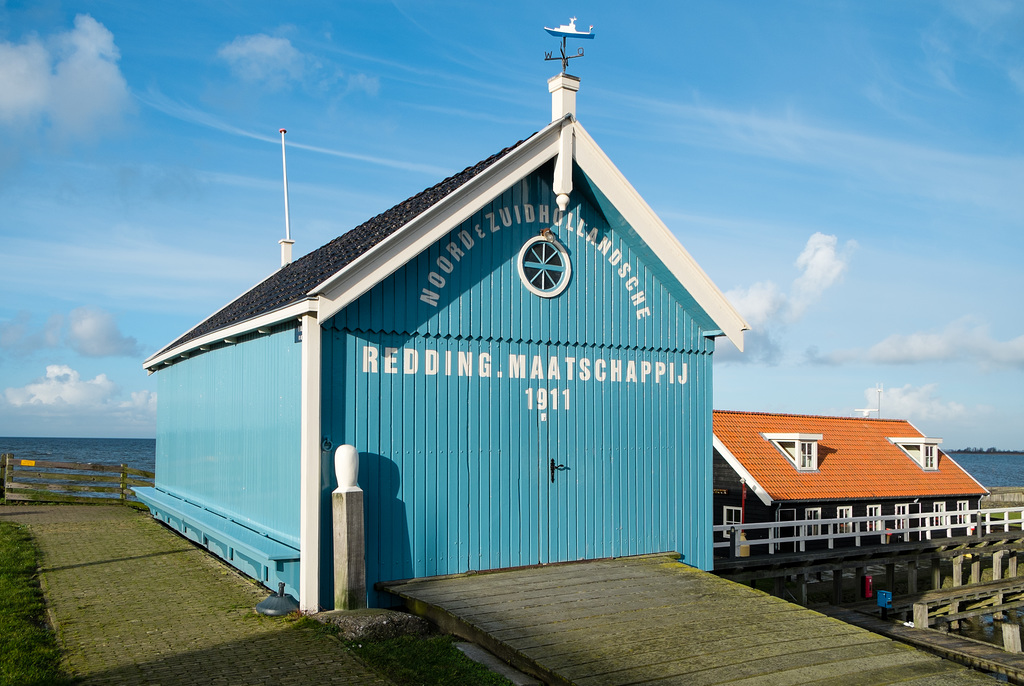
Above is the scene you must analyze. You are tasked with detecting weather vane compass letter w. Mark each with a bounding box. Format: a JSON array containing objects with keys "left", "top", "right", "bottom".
[{"left": 544, "top": 17, "right": 595, "bottom": 72}]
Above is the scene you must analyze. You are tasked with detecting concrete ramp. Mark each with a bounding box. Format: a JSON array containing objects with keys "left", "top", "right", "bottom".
[{"left": 383, "top": 554, "right": 992, "bottom": 685}]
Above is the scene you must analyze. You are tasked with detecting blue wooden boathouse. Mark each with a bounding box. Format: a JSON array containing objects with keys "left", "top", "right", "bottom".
[{"left": 138, "top": 74, "right": 748, "bottom": 610}]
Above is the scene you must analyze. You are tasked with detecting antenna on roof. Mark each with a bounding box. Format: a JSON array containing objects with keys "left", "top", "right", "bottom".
[
  {"left": 544, "top": 17, "right": 594, "bottom": 73},
  {"left": 279, "top": 128, "right": 295, "bottom": 267},
  {"left": 855, "top": 383, "right": 883, "bottom": 418}
]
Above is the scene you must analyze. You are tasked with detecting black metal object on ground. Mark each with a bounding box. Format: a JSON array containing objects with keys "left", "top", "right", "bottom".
[{"left": 256, "top": 582, "right": 299, "bottom": 616}]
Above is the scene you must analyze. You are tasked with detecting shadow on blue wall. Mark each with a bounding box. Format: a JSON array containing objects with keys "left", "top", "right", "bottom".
[{"left": 319, "top": 450, "right": 413, "bottom": 609}]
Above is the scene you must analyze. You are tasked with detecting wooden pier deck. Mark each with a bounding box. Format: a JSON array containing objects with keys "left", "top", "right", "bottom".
[
  {"left": 382, "top": 554, "right": 994, "bottom": 685},
  {"left": 824, "top": 606, "right": 1024, "bottom": 684}
]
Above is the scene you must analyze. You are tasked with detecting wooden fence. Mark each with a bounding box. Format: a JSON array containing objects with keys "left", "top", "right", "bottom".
[
  {"left": 713, "top": 507, "right": 1024, "bottom": 558},
  {"left": 1, "top": 453, "right": 154, "bottom": 507}
]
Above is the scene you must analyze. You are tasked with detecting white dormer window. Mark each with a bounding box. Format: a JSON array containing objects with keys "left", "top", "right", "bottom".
[
  {"left": 762, "top": 433, "right": 824, "bottom": 472},
  {"left": 890, "top": 437, "right": 942, "bottom": 471}
]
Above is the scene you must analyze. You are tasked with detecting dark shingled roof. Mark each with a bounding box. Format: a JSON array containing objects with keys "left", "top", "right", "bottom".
[{"left": 158, "top": 136, "right": 532, "bottom": 357}]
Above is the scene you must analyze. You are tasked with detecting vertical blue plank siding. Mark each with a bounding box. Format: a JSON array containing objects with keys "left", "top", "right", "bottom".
[
  {"left": 156, "top": 325, "right": 302, "bottom": 547},
  {"left": 322, "top": 169, "right": 718, "bottom": 607}
]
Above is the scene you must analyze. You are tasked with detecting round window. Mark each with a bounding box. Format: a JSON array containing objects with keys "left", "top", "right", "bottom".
[{"left": 517, "top": 235, "right": 572, "bottom": 297}]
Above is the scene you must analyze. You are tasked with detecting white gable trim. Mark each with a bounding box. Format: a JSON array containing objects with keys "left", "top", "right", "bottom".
[
  {"left": 314, "top": 117, "right": 748, "bottom": 349},
  {"left": 571, "top": 123, "right": 748, "bottom": 351},
  {"left": 315, "top": 121, "right": 564, "bottom": 323},
  {"left": 149, "top": 113, "right": 748, "bottom": 366},
  {"left": 714, "top": 434, "right": 772, "bottom": 506}
]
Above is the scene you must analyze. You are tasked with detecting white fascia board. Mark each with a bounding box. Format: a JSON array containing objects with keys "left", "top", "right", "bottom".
[
  {"left": 888, "top": 436, "right": 943, "bottom": 445},
  {"left": 571, "top": 122, "right": 749, "bottom": 352},
  {"left": 714, "top": 434, "right": 772, "bottom": 506},
  {"left": 315, "top": 123, "right": 564, "bottom": 322},
  {"left": 762, "top": 433, "right": 825, "bottom": 442},
  {"left": 143, "top": 298, "right": 319, "bottom": 371}
]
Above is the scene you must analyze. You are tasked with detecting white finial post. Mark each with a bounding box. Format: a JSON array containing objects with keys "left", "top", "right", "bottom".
[
  {"left": 279, "top": 128, "right": 295, "bottom": 266},
  {"left": 334, "top": 444, "right": 359, "bottom": 492}
]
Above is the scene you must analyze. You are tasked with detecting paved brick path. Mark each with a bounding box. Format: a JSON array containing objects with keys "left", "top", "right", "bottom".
[{"left": 0, "top": 505, "right": 391, "bottom": 686}]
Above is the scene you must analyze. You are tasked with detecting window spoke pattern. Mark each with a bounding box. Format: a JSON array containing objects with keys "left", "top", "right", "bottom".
[{"left": 518, "top": 236, "right": 572, "bottom": 297}]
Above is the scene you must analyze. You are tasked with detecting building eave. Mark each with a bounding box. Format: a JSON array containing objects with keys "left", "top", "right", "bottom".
[{"left": 144, "top": 298, "right": 319, "bottom": 372}]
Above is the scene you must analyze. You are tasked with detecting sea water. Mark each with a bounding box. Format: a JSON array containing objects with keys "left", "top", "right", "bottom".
[
  {"left": 949, "top": 452, "right": 1024, "bottom": 488},
  {"left": 0, "top": 437, "right": 155, "bottom": 473}
]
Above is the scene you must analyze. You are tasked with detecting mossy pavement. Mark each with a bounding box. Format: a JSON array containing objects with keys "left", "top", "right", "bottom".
[{"left": 0, "top": 505, "right": 392, "bottom": 685}]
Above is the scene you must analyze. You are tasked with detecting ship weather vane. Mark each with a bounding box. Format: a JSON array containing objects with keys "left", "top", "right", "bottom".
[{"left": 544, "top": 16, "right": 595, "bottom": 72}]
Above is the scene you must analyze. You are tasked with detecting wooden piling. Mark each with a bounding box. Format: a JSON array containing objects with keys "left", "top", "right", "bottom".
[
  {"left": 1003, "top": 623, "right": 1022, "bottom": 654},
  {"left": 913, "top": 602, "right": 929, "bottom": 629}
]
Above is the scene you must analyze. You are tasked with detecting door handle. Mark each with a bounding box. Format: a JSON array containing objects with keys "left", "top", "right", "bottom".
[{"left": 550, "top": 458, "right": 566, "bottom": 483}]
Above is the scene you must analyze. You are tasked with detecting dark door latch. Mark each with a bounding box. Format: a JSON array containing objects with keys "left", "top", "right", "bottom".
[{"left": 550, "top": 458, "right": 567, "bottom": 483}]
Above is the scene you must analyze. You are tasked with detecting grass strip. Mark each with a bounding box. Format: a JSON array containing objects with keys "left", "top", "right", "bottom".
[
  {"left": 296, "top": 617, "right": 512, "bottom": 685},
  {"left": 0, "top": 521, "right": 72, "bottom": 686}
]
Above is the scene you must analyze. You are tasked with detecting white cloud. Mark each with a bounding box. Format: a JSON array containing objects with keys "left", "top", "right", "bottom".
[
  {"left": 0, "top": 312, "right": 64, "bottom": 356},
  {"left": 1, "top": 364, "right": 157, "bottom": 434},
  {"left": 5, "top": 364, "right": 117, "bottom": 408},
  {"left": 823, "top": 318, "right": 1024, "bottom": 368},
  {"left": 722, "top": 232, "right": 854, "bottom": 364},
  {"left": 0, "top": 307, "right": 142, "bottom": 359},
  {"left": 0, "top": 14, "right": 130, "bottom": 140},
  {"left": 0, "top": 38, "right": 50, "bottom": 121},
  {"left": 872, "top": 383, "right": 966, "bottom": 423},
  {"left": 789, "top": 233, "right": 853, "bottom": 320},
  {"left": 726, "top": 232, "right": 854, "bottom": 327},
  {"left": 218, "top": 34, "right": 306, "bottom": 89},
  {"left": 67, "top": 307, "right": 142, "bottom": 357},
  {"left": 346, "top": 73, "right": 380, "bottom": 96},
  {"left": 724, "top": 281, "right": 784, "bottom": 330}
]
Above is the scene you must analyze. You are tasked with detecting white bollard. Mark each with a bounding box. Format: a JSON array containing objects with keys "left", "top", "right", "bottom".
[{"left": 332, "top": 445, "right": 366, "bottom": 610}]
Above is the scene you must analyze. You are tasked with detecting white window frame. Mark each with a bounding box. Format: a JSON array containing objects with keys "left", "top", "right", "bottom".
[
  {"left": 895, "top": 503, "right": 909, "bottom": 533},
  {"left": 889, "top": 436, "right": 942, "bottom": 471},
  {"left": 763, "top": 433, "right": 823, "bottom": 472},
  {"left": 836, "top": 505, "right": 853, "bottom": 534},
  {"left": 804, "top": 508, "right": 821, "bottom": 537},
  {"left": 956, "top": 500, "right": 969, "bottom": 525},
  {"left": 929, "top": 502, "right": 947, "bottom": 539},
  {"left": 723, "top": 506, "right": 742, "bottom": 537},
  {"left": 866, "top": 504, "right": 882, "bottom": 532}
]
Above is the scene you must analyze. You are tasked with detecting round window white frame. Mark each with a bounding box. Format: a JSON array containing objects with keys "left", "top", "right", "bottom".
[{"left": 517, "top": 235, "right": 572, "bottom": 298}]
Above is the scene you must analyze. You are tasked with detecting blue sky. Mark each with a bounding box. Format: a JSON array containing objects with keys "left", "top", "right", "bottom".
[{"left": 1, "top": 1, "right": 1022, "bottom": 449}]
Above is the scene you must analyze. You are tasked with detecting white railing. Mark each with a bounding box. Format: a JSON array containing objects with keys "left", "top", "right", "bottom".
[{"left": 713, "top": 507, "right": 1024, "bottom": 557}]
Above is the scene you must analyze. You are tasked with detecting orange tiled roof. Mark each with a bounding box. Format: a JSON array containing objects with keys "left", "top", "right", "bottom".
[{"left": 713, "top": 410, "right": 987, "bottom": 502}]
